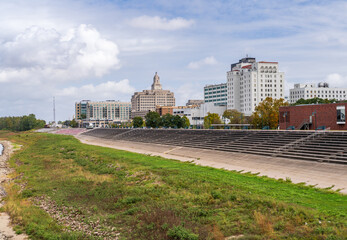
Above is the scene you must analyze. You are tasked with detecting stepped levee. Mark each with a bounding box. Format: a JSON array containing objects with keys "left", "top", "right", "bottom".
[{"left": 81, "top": 129, "right": 347, "bottom": 165}]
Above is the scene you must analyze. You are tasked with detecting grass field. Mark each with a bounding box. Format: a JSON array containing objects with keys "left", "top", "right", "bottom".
[{"left": 0, "top": 131, "right": 346, "bottom": 239}]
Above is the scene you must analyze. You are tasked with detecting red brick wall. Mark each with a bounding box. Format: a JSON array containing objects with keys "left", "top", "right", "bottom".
[
  {"left": 156, "top": 107, "right": 173, "bottom": 116},
  {"left": 279, "top": 103, "right": 347, "bottom": 130}
]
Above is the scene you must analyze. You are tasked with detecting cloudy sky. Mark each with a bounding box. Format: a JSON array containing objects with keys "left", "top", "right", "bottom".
[{"left": 1, "top": 0, "right": 347, "bottom": 121}]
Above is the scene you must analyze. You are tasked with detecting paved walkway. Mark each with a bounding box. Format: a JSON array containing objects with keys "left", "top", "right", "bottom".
[{"left": 77, "top": 135, "right": 347, "bottom": 194}]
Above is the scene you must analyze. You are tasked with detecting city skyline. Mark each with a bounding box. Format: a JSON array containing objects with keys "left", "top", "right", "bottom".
[{"left": 0, "top": 0, "right": 347, "bottom": 121}]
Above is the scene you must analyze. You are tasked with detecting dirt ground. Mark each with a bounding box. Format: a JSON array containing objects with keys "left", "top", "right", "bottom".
[
  {"left": 77, "top": 134, "right": 347, "bottom": 194},
  {"left": 0, "top": 141, "right": 27, "bottom": 240}
]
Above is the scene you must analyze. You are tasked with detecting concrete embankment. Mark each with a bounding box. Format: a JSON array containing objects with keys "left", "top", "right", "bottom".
[{"left": 76, "top": 134, "right": 347, "bottom": 194}]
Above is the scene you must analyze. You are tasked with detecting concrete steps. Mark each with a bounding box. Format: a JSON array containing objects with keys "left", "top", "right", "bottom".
[{"left": 81, "top": 129, "right": 347, "bottom": 164}]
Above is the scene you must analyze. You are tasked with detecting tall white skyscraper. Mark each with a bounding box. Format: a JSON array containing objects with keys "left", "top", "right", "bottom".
[{"left": 227, "top": 57, "right": 285, "bottom": 115}]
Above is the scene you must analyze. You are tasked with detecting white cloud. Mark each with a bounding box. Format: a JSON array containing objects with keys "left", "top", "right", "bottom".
[
  {"left": 325, "top": 73, "right": 347, "bottom": 88},
  {"left": 130, "top": 16, "right": 194, "bottom": 31},
  {"left": 174, "top": 83, "right": 204, "bottom": 106},
  {"left": 187, "top": 56, "right": 217, "bottom": 69},
  {"left": 57, "top": 79, "right": 135, "bottom": 100},
  {"left": 0, "top": 24, "right": 120, "bottom": 83},
  {"left": 117, "top": 37, "right": 174, "bottom": 53}
]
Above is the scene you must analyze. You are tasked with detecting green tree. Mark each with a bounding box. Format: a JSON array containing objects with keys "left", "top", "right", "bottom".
[
  {"left": 70, "top": 119, "right": 78, "bottom": 128},
  {"left": 223, "top": 109, "right": 242, "bottom": 124},
  {"left": 145, "top": 111, "right": 162, "bottom": 128},
  {"left": 162, "top": 113, "right": 175, "bottom": 128},
  {"left": 0, "top": 114, "right": 46, "bottom": 131},
  {"left": 133, "top": 116, "right": 144, "bottom": 128},
  {"left": 120, "top": 121, "right": 132, "bottom": 128},
  {"left": 182, "top": 116, "right": 190, "bottom": 128},
  {"left": 204, "top": 112, "right": 222, "bottom": 129},
  {"left": 21, "top": 114, "right": 37, "bottom": 131},
  {"left": 293, "top": 97, "right": 335, "bottom": 106},
  {"left": 251, "top": 97, "right": 289, "bottom": 129},
  {"left": 172, "top": 115, "right": 184, "bottom": 128}
]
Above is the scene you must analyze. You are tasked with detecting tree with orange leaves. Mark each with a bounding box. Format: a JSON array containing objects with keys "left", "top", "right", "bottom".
[{"left": 251, "top": 97, "right": 289, "bottom": 129}]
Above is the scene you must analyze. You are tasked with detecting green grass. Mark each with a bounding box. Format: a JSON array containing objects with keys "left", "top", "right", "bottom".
[{"left": 1, "top": 131, "right": 346, "bottom": 239}]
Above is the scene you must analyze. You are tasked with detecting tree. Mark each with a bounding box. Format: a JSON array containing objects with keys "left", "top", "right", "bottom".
[
  {"left": 243, "top": 115, "right": 253, "bottom": 125},
  {"left": 133, "top": 116, "right": 144, "bottom": 128},
  {"left": 182, "top": 116, "right": 190, "bottom": 128},
  {"left": 161, "top": 114, "right": 189, "bottom": 129},
  {"left": 204, "top": 112, "right": 222, "bottom": 129},
  {"left": 172, "top": 115, "right": 184, "bottom": 128},
  {"left": 293, "top": 97, "right": 335, "bottom": 106},
  {"left": 0, "top": 114, "right": 46, "bottom": 131},
  {"left": 251, "top": 97, "right": 289, "bottom": 129},
  {"left": 70, "top": 119, "right": 78, "bottom": 128},
  {"left": 223, "top": 109, "right": 242, "bottom": 124},
  {"left": 145, "top": 111, "right": 162, "bottom": 128},
  {"left": 120, "top": 121, "right": 132, "bottom": 128},
  {"left": 21, "top": 114, "right": 37, "bottom": 131},
  {"left": 162, "top": 113, "right": 175, "bottom": 128}
]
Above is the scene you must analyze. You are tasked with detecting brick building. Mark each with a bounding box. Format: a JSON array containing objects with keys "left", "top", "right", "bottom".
[
  {"left": 279, "top": 103, "right": 346, "bottom": 130},
  {"left": 156, "top": 106, "right": 174, "bottom": 116}
]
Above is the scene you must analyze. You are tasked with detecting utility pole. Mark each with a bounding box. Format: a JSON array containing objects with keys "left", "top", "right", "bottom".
[{"left": 53, "top": 97, "right": 56, "bottom": 127}]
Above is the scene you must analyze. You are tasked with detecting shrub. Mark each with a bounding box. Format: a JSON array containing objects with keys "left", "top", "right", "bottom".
[{"left": 167, "top": 225, "right": 198, "bottom": 240}]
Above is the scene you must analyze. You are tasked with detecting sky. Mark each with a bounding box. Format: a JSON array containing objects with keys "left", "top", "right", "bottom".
[{"left": 1, "top": 0, "right": 347, "bottom": 122}]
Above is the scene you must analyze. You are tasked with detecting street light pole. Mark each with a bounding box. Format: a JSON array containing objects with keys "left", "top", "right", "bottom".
[
  {"left": 283, "top": 112, "right": 287, "bottom": 130},
  {"left": 312, "top": 110, "right": 317, "bottom": 130},
  {"left": 240, "top": 113, "right": 243, "bottom": 129}
]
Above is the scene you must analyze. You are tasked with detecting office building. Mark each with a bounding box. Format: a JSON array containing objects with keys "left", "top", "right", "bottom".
[
  {"left": 75, "top": 100, "right": 131, "bottom": 127},
  {"left": 204, "top": 83, "right": 227, "bottom": 106},
  {"left": 227, "top": 57, "right": 285, "bottom": 115},
  {"left": 75, "top": 100, "right": 90, "bottom": 119},
  {"left": 131, "top": 72, "right": 175, "bottom": 118},
  {"left": 156, "top": 106, "right": 174, "bottom": 116},
  {"left": 173, "top": 102, "right": 226, "bottom": 127},
  {"left": 289, "top": 83, "right": 347, "bottom": 104},
  {"left": 186, "top": 99, "right": 204, "bottom": 107}
]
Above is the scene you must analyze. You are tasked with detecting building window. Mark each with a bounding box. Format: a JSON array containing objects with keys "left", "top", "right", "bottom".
[{"left": 337, "top": 106, "right": 346, "bottom": 124}]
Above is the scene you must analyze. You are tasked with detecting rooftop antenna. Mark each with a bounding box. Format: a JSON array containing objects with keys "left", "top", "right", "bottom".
[
  {"left": 246, "top": 54, "right": 248, "bottom": 58},
  {"left": 53, "top": 96, "right": 56, "bottom": 126}
]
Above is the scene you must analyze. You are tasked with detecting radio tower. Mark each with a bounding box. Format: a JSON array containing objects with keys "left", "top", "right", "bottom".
[{"left": 53, "top": 97, "right": 56, "bottom": 127}]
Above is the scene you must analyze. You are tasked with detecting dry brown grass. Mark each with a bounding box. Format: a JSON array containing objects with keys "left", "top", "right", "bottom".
[
  {"left": 3, "top": 182, "right": 31, "bottom": 224},
  {"left": 133, "top": 206, "right": 218, "bottom": 239},
  {"left": 207, "top": 225, "right": 224, "bottom": 240},
  {"left": 254, "top": 210, "right": 274, "bottom": 236},
  {"left": 62, "top": 158, "right": 114, "bottom": 183}
]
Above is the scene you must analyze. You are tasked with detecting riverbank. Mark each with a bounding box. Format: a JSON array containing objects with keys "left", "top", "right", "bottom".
[
  {"left": 1, "top": 131, "right": 346, "bottom": 239},
  {"left": 0, "top": 144, "right": 3, "bottom": 156},
  {"left": 0, "top": 141, "right": 27, "bottom": 240}
]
